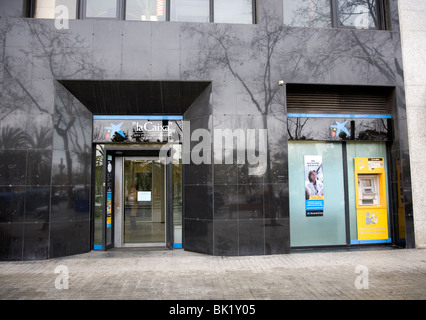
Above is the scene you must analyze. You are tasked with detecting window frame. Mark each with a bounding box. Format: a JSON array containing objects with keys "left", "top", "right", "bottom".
[
  {"left": 332, "top": 0, "right": 385, "bottom": 30},
  {"left": 124, "top": 0, "right": 169, "bottom": 22},
  {"left": 29, "top": 0, "right": 256, "bottom": 24},
  {"left": 213, "top": 0, "right": 257, "bottom": 24},
  {"left": 170, "top": 0, "right": 211, "bottom": 23},
  {"left": 81, "top": 0, "right": 122, "bottom": 20},
  {"left": 29, "top": 0, "right": 80, "bottom": 19},
  {"left": 282, "top": 0, "right": 388, "bottom": 31}
]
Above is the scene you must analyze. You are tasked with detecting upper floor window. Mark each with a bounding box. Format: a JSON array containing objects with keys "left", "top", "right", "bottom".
[
  {"left": 337, "top": 0, "right": 379, "bottom": 29},
  {"left": 33, "top": 0, "right": 78, "bottom": 19},
  {"left": 170, "top": 0, "right": 210, "bottom": 23},
  {"left": 214, "top": 0, "right": 254, "bottom": 24},
  {"left": 30, "top": 0, "right": 255, "bottom": 24},
  {"left": 283, "top": 0, "right": 387, "bottom": 30},
  {"left": 126, "top": 0, "right": 166, "bottom": 21},
  {"left": 84, "top": 0, "right": 119, "bottom": 19},
  {"left": 283, "top": 0, "right": 332, "bottom": 28}
]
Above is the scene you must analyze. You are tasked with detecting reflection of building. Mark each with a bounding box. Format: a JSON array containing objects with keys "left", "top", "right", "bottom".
[{"left": 0, "top": 0, "right": 419, "bottom": 260}]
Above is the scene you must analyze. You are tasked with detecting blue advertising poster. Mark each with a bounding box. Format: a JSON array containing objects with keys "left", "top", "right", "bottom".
[{"left": 304, "top": 155, "right": 324, "bottom": 216}]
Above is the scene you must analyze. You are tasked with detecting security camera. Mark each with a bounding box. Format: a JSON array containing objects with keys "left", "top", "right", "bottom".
[{"left": 278, "top": 80, "right": 285, "bottom": 86}]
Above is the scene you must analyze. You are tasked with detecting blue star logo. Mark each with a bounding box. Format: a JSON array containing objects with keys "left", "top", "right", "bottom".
[
  {"left": 331, "top": 121, "right": 350, "bottom": 137},
  {"left": 105, "top": 122, "right": 126, "bottom": 138}
]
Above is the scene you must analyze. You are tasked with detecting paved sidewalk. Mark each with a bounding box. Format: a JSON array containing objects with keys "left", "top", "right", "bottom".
[{"left": 0, "top": 247, "right": 425, "bottom": 300}]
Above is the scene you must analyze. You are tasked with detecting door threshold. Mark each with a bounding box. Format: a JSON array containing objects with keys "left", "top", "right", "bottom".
[{"left": 110, "top": 246, "right": 169, "bottom": 251}]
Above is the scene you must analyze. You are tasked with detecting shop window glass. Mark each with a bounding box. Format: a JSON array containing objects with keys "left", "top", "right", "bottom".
[
  {"left": 93, "top": 144, "right": 104, "bottom": 249},
  {"left": 283, "top": 0, "right": 332, "bottom": 28},
  {"left": 85, "top": 0, "right": 118, "bottom": 18},
  {"left": 337, "top": 0, "right": 379, "bottom": 29},
  {"left": 172, "top": 145, "right": 183, "bottom": 247},
  {"left": 34, "top": 0, "right": 77, "bottom": 19},
  {"left": 214, "top": 0, "right": 253, "bottom": 24},
  {"left": 288, "top": 142, "right": 346, "bottom": 247},
  {"left": 170, "top": 0, "right": 210, "bottom": 23},
  {"left": 126, "top": 0, "right": 166, "bottom": 21}
]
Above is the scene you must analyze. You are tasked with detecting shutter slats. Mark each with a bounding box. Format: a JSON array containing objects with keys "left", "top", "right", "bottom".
[{"left": 286, "top": 85, "right": 392, "bottom": 114}]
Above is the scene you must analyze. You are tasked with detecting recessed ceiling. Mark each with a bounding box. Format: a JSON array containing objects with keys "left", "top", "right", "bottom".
[{"left": 58, "top": 80, "right": 211, "bottom": 115}]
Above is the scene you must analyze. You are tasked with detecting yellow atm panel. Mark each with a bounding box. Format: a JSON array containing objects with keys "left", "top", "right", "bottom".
[{"left": 354, "top": 157, "right": 389, "bottom": 242}]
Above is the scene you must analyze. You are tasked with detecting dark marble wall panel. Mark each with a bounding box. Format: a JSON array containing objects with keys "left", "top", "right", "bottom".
[
  {"left": 49, "top": 82, "right": 92, "bottom": 259},
  {"left": 49, "top": 220, "right": 91, "bottom": 258},
  {"left": 213, "top": 220, "right": 238, "bottom": 256},
  {"left": 184, "top": 219, "right": 213, "bottom": 255},
  {"left": 0, "top": 186, "right": 25, "bottom": 223},
  {"left": 0, "top": 223, "right": 24, "bottom": 261},
  {"left": 183, "top": 84, "right": 214, "bottom": 254},
  {"left": 24, "top": 186, "right": 50, "bottom": 223},
  {"left": 265, "top": 219, "right": 289, "bottom": 254},
  {"left": 23, "top": 222, "right": 49, "bottom": 260},
  {"left": 0, "top": 43, "right": 92, "bottom": 259}
]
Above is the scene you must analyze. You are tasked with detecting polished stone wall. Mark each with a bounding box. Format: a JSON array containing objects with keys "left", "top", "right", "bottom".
[
  {"left": 0, "top": 0, "right": 414, "bottom": 259},
  {"left": 399, "top": 0, "right": 426, "bottom": 248}
]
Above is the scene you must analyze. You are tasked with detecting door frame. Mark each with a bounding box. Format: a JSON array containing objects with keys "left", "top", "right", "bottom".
[
  {"left": 102, "top": 147, "right": 174, "bottom": 250},
  {"left": 116, "top": 156, "right": 166, "bottom": 248}
]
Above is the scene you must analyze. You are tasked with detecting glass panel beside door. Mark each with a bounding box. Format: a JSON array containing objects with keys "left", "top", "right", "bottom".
[
  {"left": 288, "top": 142, "right": 347, "bottom": 247},
  {"left": 123, "top": 157, "right": 166, "bottom": 246},
  {"left": 288, "top": 141, "right": 391, "bottom": 248}
]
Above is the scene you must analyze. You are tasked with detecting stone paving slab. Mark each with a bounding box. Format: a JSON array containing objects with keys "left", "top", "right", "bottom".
[{"left": 0, "top": 248, "right": 425, "bottom": 301}]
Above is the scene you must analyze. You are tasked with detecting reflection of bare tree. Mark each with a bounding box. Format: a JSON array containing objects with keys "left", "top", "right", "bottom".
[
  {"left": 2, "top": 19, "right": 103, "bottom": 210},
  {"left": 284, "top": 0, "right": 332, "bottom": 28},
  {"left": 182, "top": 3, "right": 290, "bottom": 222},
  {"left": 284, "top": 0, "right": 397, "bottom": 84},
  {"left": 182, "top": 1, "right": 400, "bottom": 229},
  {"left": 28, "top": 19, "right": 102, "bottom": 178},
  {"left": 358, "top": 118, "right": 389, "bottom": 140},
  {"left": 92, "top": 126, "right": 104, "bottom": 143},
  {"left": 285, "top": 0, "right": 379, "bottom": 29},
  {"left": 338, "top": 0, "right": 379, "bottom": 28},
  {"left": 287, "top": 118, "right": 311, "bottom": 140},
  {"left": 1, "top": 66, "right": 51, "bottom": 123},
  {"left": 30, "top": 20, "right": 98, "bottom": 79},
  {"left": 351, "top": 30, "right": 397, "bottom": 82}
]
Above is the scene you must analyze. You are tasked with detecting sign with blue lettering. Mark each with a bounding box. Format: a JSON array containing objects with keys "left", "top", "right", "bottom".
[{"left": 93, "top": 116, "right": 183, "bottom": 143}]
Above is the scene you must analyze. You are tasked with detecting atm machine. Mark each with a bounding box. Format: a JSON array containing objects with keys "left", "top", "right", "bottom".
[{"left": 354, "top": 158, "right": 390, "bottom": 243}]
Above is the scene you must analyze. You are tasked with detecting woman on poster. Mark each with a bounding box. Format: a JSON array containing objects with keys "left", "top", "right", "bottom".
[{"left": 305, "top": 170, "right": 324, "bottom": 199}]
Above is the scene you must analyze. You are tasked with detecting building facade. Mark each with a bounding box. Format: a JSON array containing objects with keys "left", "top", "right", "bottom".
[
  {"left": 398, "top": 0, "right": 426, "bottom": 249},
  {"left": 0, "top": 0, "right": 416, "bottom": 260}
]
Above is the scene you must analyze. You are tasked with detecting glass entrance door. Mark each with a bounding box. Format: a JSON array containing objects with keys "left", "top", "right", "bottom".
[{"left": 122, "top": 157, "right": 166, "bottom": 246}]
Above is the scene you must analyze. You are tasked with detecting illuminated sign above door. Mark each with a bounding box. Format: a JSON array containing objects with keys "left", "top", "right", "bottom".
[{"left": 93, "top": 115, "right": 183, "bottom": 143}]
